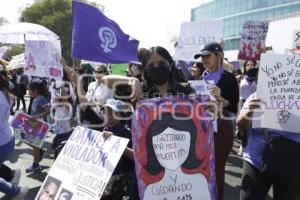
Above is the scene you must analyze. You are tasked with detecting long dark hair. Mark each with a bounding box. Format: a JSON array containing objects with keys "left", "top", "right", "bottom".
[
  {"left": 0, "top": 71, "right": 13, "bottom": 101},
  {"left": 141, "top": 46, "right": 177, "bottom": 90},
  {"left": 29, "top": 82, "right": 48, "bottom": 98},
  {"left": 243, "top": 60, "right": 257, "bottom": 75}
]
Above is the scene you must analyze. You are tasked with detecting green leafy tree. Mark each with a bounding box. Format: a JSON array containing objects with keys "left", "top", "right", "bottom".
[
  {"left": 0, "top": 17, "right": 8, "bottom": 26},
  {"left": 21, "top": 0, "right": 72, "bottom": 64},
  {"left": 21, "top": 0, "right": 104, "bottom": 66},
  {"left": 4, "top": 45, "right": 24, "bottom": 61}
]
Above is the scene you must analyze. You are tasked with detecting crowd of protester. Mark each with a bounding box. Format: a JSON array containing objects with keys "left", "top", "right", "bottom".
[{"left": 0, "top": 42, "right": 299, "bottom": 200}]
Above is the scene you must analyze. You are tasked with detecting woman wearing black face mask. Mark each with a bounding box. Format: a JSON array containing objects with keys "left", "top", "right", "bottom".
[
  {"left": 142, "top": 46, "right": 194, "bottom": 98},
  {"left": 237, "top": 60, "right": 258, "bottom": 155}
]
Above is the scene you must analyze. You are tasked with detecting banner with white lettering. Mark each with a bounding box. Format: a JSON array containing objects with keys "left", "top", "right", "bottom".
[
  {"left": 253, "top": 53, "right": 300, "bottom": 133},
  {"left": 25, "top": 40, "right": 63, "bottom": 79},
  {"left": 238, "top": 21, "right": 269, "bottom": 61},
  {"left": 174, "top": 21, "right": 223, "bottom": 62},
  {"left": 132, "top": 97, "right": 216, "bottom": 200},
  {"left": 35, "top": 126, "right": 129, "bottom": 200}
]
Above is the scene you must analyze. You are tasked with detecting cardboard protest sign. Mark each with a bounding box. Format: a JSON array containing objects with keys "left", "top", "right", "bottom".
[
  {"left": 11, "top": 112, "right": 50, "bottom": 148},
  {"left": 253, "top": 53, "right": 300, "bottom": 133},
  {"left": 238, "top": 21, "right": 269, "bottom": 61},
  {"left": 25, "top": 40, "right": 63, "bottom": 79},
  {"left": 35, "top": 126, "right": 129, "bottom": 200},
  {"left": 292, "top": 30, "right": 300, "bottom": 54},
  {"left": 174, "top": 21, "right": 222, "bottom": 62},
  {"left": 188, "top": 80, "right": 214, "bottom": 98},
  {"left": 188, "top": 80, "right": 218, "bottom": 132},
  {"left": 132, "top": 97, "right": 216, "bottom": 200}
]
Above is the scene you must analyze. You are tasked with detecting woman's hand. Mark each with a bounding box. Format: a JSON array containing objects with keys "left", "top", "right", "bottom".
[
  {"left": 202, "top": 100, "right": 219, "bottom": 117},
  {"left": 247, "top": 98, "right": 262, "bottom": 114},
  {"left": 102, "top": 131, "right": 113, "bottom": 140},
  {"left": 210, "top": 85, "right": 229, "bottom": 107},
  {"left": 130, "top": 78, "right": 142, "bottom": 103},
  {"left": 30, "top": 115, "right": 39, "bottom": 120},
  {"left": 237, "top": 98, "right": 262, "bottom": 130},
  {"left": 210, "top": 85, "right": 221, "bottom": 100}
]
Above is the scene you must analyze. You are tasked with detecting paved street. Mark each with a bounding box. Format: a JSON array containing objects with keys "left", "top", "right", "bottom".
[
  {"left": 1, "top": 134, "right": 248, "bottom": 200},
  {"left": 0, "top": 96, "right": 269, "bottom": 200}
]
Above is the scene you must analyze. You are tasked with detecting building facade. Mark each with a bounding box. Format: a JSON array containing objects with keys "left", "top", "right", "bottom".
[{"left": 191, "top": 0, "right": 300, "bottom": 50}]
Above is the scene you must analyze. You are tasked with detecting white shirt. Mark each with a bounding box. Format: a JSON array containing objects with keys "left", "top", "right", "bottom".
[
  {"left": 85, "top": 82, "right": 113, "bottom": 104},
  {"left": 240, "top": 76, "right": 257, "bottom": 100},
  {"left": 53, "top": 106, "right": 72, "bottom": 134},
  {"left": 0, "top": 91, "right": 13, "bottom": 146}
]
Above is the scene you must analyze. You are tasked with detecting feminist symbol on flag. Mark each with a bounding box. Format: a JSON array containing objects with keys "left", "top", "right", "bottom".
[{"left": 99, "top": 26, "right": 117, "bottom": 53}]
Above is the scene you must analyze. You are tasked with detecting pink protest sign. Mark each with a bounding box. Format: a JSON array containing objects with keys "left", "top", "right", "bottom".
[
  {"left": 238, "top": 21, "right": 269, "bottom": 61},
  {"left": 132, "top": 97, "right": 216, "bottom": 200},
  {"left": 11, "top": 112, "right": 50, "bottom": 148}
]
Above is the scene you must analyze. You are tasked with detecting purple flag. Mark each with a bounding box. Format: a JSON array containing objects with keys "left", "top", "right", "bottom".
[{"left": 72, "top": 1, "right": 139, "bottom": 63}]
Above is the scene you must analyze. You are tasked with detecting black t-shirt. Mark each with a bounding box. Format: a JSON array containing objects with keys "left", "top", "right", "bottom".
[
  {"left": 216, "top": 71, "right": 239, "bottom": 114},
  {"left": 103, "top": 123, "right": 134, "bottom": 175},
  {"left": 146, "top": 82, "right": 195, "bottom": 99}
]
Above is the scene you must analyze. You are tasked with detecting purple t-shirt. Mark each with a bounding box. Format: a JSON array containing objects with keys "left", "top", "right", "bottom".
[
  {"left": 202, "top": 67, "right": 224, "bottom": 83},
  {"left": 242, "top": 93, "right": 300, "bottom": 169}
]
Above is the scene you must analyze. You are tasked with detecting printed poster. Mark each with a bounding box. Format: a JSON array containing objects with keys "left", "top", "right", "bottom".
[
  {"left": 174, "top": 20, "right": 223, "bottom": 62},
  {"left": 25, "top": 40, "right": 63, "bottom": 79},
  {"left": 11, "top": 112, "right": 50, "bottom": 148},
  {"left": 132, "top": 97, "right": 216, "bottom": 200},
  {"left": 253, "top": 53, "right": 300, "bottom": 133},
  {"left": 238, "top": 21, "right": 269, "bottom": 61},
  {"left": 35, "top": 126, "right": 129, "bottom": 200}
]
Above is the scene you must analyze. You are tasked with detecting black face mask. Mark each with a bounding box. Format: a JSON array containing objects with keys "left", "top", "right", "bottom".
[
  {"left": 246, "top": 68, "right": 258, "bottom": 79},
  {"left": 146, "top": 64, "right": 170, "bottom": 86}
]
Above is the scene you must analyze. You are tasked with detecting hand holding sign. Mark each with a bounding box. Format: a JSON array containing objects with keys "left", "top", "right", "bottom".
[
  {"left": 102, "top": 131, "right": 113, "bottom": 140},
  {"left": 253, "top": 53, "right": 300, "bottom": 133},
  {"left": 11, "top": 112, "right": 50, "bottom": 148},
  {"left": 35, "top": 126, "right": 129, "bottom": 200}
]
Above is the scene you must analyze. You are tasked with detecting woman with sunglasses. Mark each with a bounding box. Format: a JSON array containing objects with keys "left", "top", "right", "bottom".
[
  {"left": 63, "top": 61, "right": 141, "bottom": 129},
  {"left": 194, "top": 42, "right": 239, "bottom": 200}
]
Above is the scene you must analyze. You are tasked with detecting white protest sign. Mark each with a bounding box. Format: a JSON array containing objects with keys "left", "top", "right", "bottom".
[
  {"left": 174, "top": 20, "right": 223, "bottom": 62},
  {"left": 188, "top": 80, "right": 218, "bottom": 132},
  {"left": 292, "top": 30, "right": 300, "bottom": 54},
  {"left": 35, "top": 126, "right": 129, "bottom": 200},
  {"left": 253, "top": 53, "right": 300, "bottom": 133},
  {"left": 188, "top": 80, "right": 215, "bottom": 99},
  {"left": 25, "top": 40, "right": 63, "bottom": 79}
]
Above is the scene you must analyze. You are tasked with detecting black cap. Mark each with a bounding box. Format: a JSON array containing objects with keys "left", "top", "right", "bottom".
[{"left": 194, "top": 42, "right": 223, "bottom": 59}]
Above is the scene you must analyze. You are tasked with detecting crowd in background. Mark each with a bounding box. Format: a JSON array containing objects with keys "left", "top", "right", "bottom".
[{"left": 0, "top": 42, "right": 299, "bottom": 200}]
